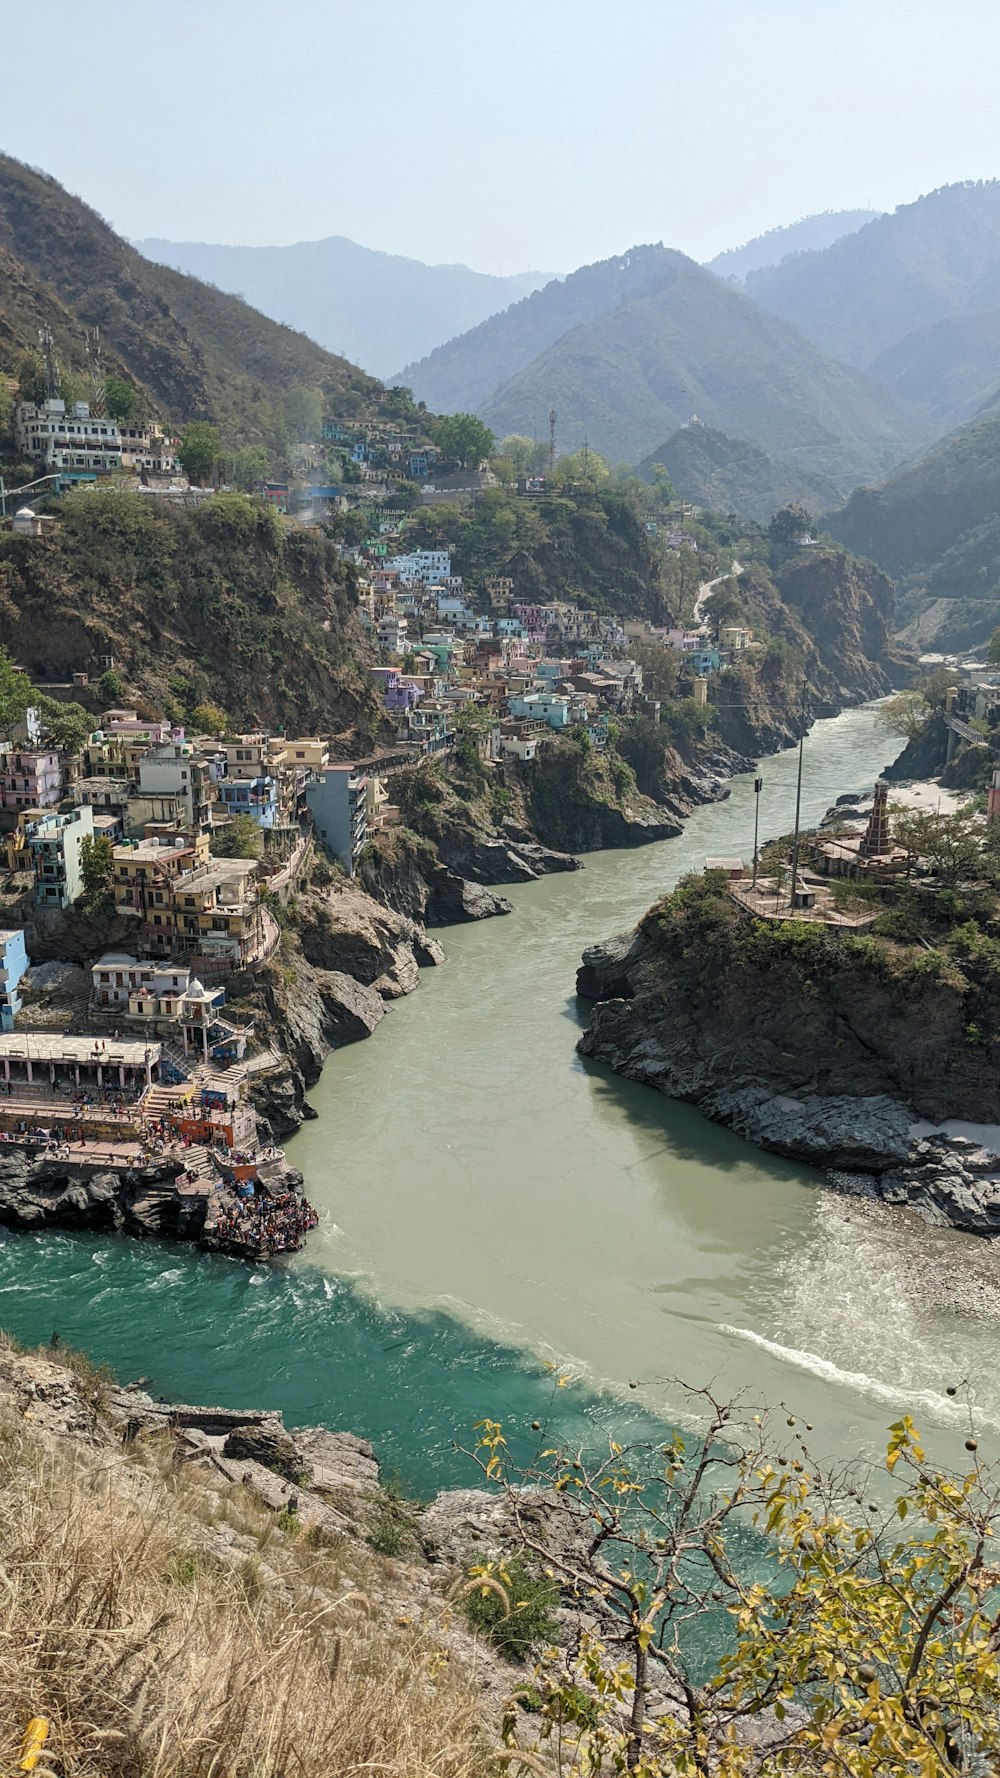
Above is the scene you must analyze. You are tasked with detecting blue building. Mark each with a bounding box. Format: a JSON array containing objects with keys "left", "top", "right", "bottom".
[
  {"left": 306, "top": 765, "right": 369, "bottom": 874},
  {"left": 0, "top": 929, "right": 28, "bottom": 1030},
  {"left": 217, "top": 774, "right": 280, "bottom": 829}
]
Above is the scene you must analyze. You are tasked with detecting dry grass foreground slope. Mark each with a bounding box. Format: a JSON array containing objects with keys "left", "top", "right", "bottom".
[{"left": 0, "top": 1338, "right": 493, "bottom": 1778}]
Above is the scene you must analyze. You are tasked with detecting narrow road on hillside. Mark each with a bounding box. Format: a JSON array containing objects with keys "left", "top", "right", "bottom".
[{"left": 692, "top": 558, "right": 742, "bottom": 625}]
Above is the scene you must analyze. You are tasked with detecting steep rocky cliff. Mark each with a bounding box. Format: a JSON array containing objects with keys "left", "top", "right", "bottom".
[{"left": 576, "top": 874, "right": 1000, "bottom": 1235}]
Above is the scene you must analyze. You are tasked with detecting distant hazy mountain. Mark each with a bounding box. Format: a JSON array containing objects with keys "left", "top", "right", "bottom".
[
  {"left": 827, "top": 401, "right": 1000, "bottom": 651},
  {"left": 706, "top": 210, "right": 880, "bottom": 283},
  {"left": 402, "top": 243, "right": 923, "bottom": 489},
  {"left": 745, "top": 183, "right": 1000, "bottom": 369},
  {"left": 134, "top": 236, "right": 554, "bottom": 378},
  {"left": 636, "top": 422, "right": 841, "bottom": 522},
  {"left": 0, "top": 155, "right": 389, "bottom": 457}
]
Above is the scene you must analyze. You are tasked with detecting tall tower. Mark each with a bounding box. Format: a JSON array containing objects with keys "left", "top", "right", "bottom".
[
  {"left": 85, "top": 327, "right": 106, "bottom": 415},
  {"left": 548, "top": 408, "right": 557, "bottom": 475},
  {"left": 38, "top": 326, "right": 59, "bottom": 401}
]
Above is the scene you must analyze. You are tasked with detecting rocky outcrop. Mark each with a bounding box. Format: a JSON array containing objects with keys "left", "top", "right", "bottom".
[
  {"left": 576, "top": 877, "right": 1000, "bottom": 1238},
  {"left": 358, "top": 827, "right": 514, "bottom": 923},
  {"left": 294, "top": 881, "right": 445, "bottom": 997},
  {"left": 0, "top": 1149, "right": 209, "bottom": 1240}
]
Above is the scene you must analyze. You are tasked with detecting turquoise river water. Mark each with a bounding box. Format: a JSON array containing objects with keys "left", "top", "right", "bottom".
[{"left": 3, "top": 703, "right": 998, "bottom": 1494}]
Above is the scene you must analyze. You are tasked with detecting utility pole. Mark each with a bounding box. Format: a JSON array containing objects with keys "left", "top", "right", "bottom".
[
  {"left": 548, "top": 409, "right": 557, "bottom": 476},
  {"left": 788, "top": 690, "right": 806, "bottom": 908},
  {"left": 752, "top": 775, "right": 763, "bottom": 888}
]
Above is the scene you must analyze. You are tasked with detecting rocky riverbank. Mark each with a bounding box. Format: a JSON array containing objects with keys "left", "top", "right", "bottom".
[
  {"left": 0, "top": 1141, "right": 314, "bottom": 1255},
  {"left": 576, "top": 875, "right": 1000, "bottom": 1239}
]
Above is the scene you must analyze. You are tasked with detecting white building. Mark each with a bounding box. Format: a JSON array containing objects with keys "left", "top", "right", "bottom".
[
  {"left": 377, "top": 615, "right": 408, "bottom": 655},
  {"left": 388, "top": 550, "right": 452, "bottom": 586},
  {"left": 14, "top": 400, "right": 122, "bottom": 474}
]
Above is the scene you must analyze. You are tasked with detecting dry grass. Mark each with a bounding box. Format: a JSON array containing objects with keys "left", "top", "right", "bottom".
[{"left": 0, "top": 1410, "right": 489, "bottom": 1777}]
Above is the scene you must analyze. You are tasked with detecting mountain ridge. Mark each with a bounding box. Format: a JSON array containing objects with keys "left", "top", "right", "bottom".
[
  {"left": 399, "top": 242, "right": 925, "bottom": 486},
  {"left": 0, "top": 154, "right": 399, "bottom": 457},
  {"left": 135, "top": 234, "right": 555, "bottom": 378}
]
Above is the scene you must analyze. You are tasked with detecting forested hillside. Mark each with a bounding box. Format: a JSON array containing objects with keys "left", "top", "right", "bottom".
[
  {"left": 399, "top": 243, "right": 923, "bottom": 484},
  {"left": 636, "top": 422, "right": 840, "bottom": 520},
  {"left": 0, "top": 155, "right": 403, "bottom": 456},
  {"left": 0, "top": 484, "right": 383, "bottom": 739}
]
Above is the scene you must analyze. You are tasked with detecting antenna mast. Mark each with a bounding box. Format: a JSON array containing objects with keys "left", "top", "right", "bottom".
[
  {"left": 85, "top": 327, "right": 106, "bottom": 415},
  {"left": 548, "top": 408, "right": 557, "bottom": 475},
  {"left": 38, "top": 326, "right": 59, "bottom": 401}
]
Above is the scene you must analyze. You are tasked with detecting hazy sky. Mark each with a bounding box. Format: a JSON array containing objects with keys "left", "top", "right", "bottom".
[{"left": 6, "top": 0, "right": 1000, "bottom": 274}]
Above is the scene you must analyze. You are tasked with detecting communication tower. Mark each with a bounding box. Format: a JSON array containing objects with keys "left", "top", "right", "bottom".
[{"left": 548, "top": 408, "right": 557, "bottom": 475}]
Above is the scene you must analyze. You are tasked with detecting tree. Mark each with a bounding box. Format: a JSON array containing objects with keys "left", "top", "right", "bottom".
[
  {"left": 79, "top": 835, "right": 114, "bottom": 908},
  {"left": 223, "top": 445, "right": 270, "bottom": 491},
  {"left": 430, "top": 413, "right": 495, "bottom": 469},
  {"left": 471, "top": 1395, "right": 1000, "bottom": 1776},
  {"left": 649, "top": 461, "right": 677, "bottom": 507},
  {"left": 190, "top": 702, "right": 229, "bottom": 737},
  {"left": 178, "top": 423, "right": 221, "bottom": 486},
  {"left": 877, "top": 691, "right": 933, "bottom": 741},
  {"left": 554, "top": 447, "right": 610, "bottom": 486},
  {"left": 99, "top": 669, "right": 126, "bottom": 704},
  {"left": 212, "top": 815, "right": 263, "bottom": 859},
  {"left": 630, "top": 642, "right": 680, "bottom": 702},
  {"left": 15, "top": 350, "right": 48, "bottom": 407},
  {"left": 0, "top": 648, "right": 36, "bottom": 734},
  {"left": 38, "top": 700, "right": 92, "bottom": 754},
  {"left": 891, "top": 805, "right": 984, "bottom": 883},
  {"left": 283, "top": 386, "right": 323, "bottom": 443},
  {"left": 768, "top": 502, "right": 813, "bottom": 566},
  {"left": 103, "top": 377, "right": 140, "bottom": 424},
  {"left": 498, "top": 434, "right": 548, "bottom": 475}
]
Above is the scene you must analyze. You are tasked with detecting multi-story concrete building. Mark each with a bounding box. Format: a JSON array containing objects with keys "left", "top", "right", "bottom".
[
  {"left": 138, "top": 742, "right": 213, "bottom": 828},
  {"left": 0, "top": 746, "right": 62, "bottom": 812},
  {"left": 14, "top": 399, "right": 123, "bottom": 475},
  {"left": 306, "top": 764, "right": 369, "bottom": 874},
  {"left": 29, "top": 805, "right": 95, "bottom": 909}
]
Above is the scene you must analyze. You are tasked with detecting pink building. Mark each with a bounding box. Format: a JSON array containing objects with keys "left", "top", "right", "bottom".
[{"left": 0, "top": 747, "right": 61, "bottom": 811}]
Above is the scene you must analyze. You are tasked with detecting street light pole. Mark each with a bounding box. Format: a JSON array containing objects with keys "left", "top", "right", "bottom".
[
  {"left": 752, "top": 776, "right": 763, "bottom": 888},
  {"left": 788, "top": 691, "right": 806, "bottom": 908}
]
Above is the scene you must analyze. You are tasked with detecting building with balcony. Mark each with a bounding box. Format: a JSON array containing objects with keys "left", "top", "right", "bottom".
[
  {"left": 28, "top": 805, "right": 94, "bottom": 909},
  {"left": 0, "top": 747, "right": 62, "bottom": 812},
  {"left": 137, "top": 742, "right": 213, "bottom": 827},
  {"left": 14, "top": 399, "right": 123, "bottom": 475},
  {"left": 306, "top": 764, "right": 369, "bottom": 874},
  {"left": 217, "top": 773, "right": 279, "bottom": 828}
]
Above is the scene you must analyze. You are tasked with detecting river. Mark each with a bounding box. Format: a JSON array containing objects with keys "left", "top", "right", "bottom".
[{"left": 3, "top": 703, "right": 998, "bottom": 1492}]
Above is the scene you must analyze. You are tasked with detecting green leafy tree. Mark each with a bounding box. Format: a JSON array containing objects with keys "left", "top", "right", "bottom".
[
  {"left": 212, "top": 814, "right": 263, "bottom": 859},
  {"left": 554, "top": 447, "right": 610, "bottom": 486},
  {"left": 98, "top": 669, "right": 126, "bottom": 703},
  {"left": 190, "top": 702, "right": 229, "bottom": 737},
  {"left": 498, "top": 434, "right": 548, "bottom": 475},
  {"left": 15, "top": 350, "right": 48, "bottom": 407},
  {"left": 79, "top": 834, "right": 115, "bottom": 908},
  {"left": 430, "top": 413, "right": 495, "bottom": 469},
  {"left": 223, "top": 445, "right": 270, "bottom": 491},
  {"left": 283, "top": 386, "right": 323, "bottom": 443},
  {"left": 103, "top": 378, "right": 140, "bottom": 424},
  {"left": 0, "top": 648, "right": 36, "bottom": 734},
  {"left": 472, "top": 1396, "right": 1000, "bottom": 1776},
  {"left": 768, "top": 502, "right": 813, "bottom": 566},
  {"left": 178, "top": 422, "right": 221, "bottom": 486},
  {"left": 38, "top": 700, "right": 92, "bottom": 754}
]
